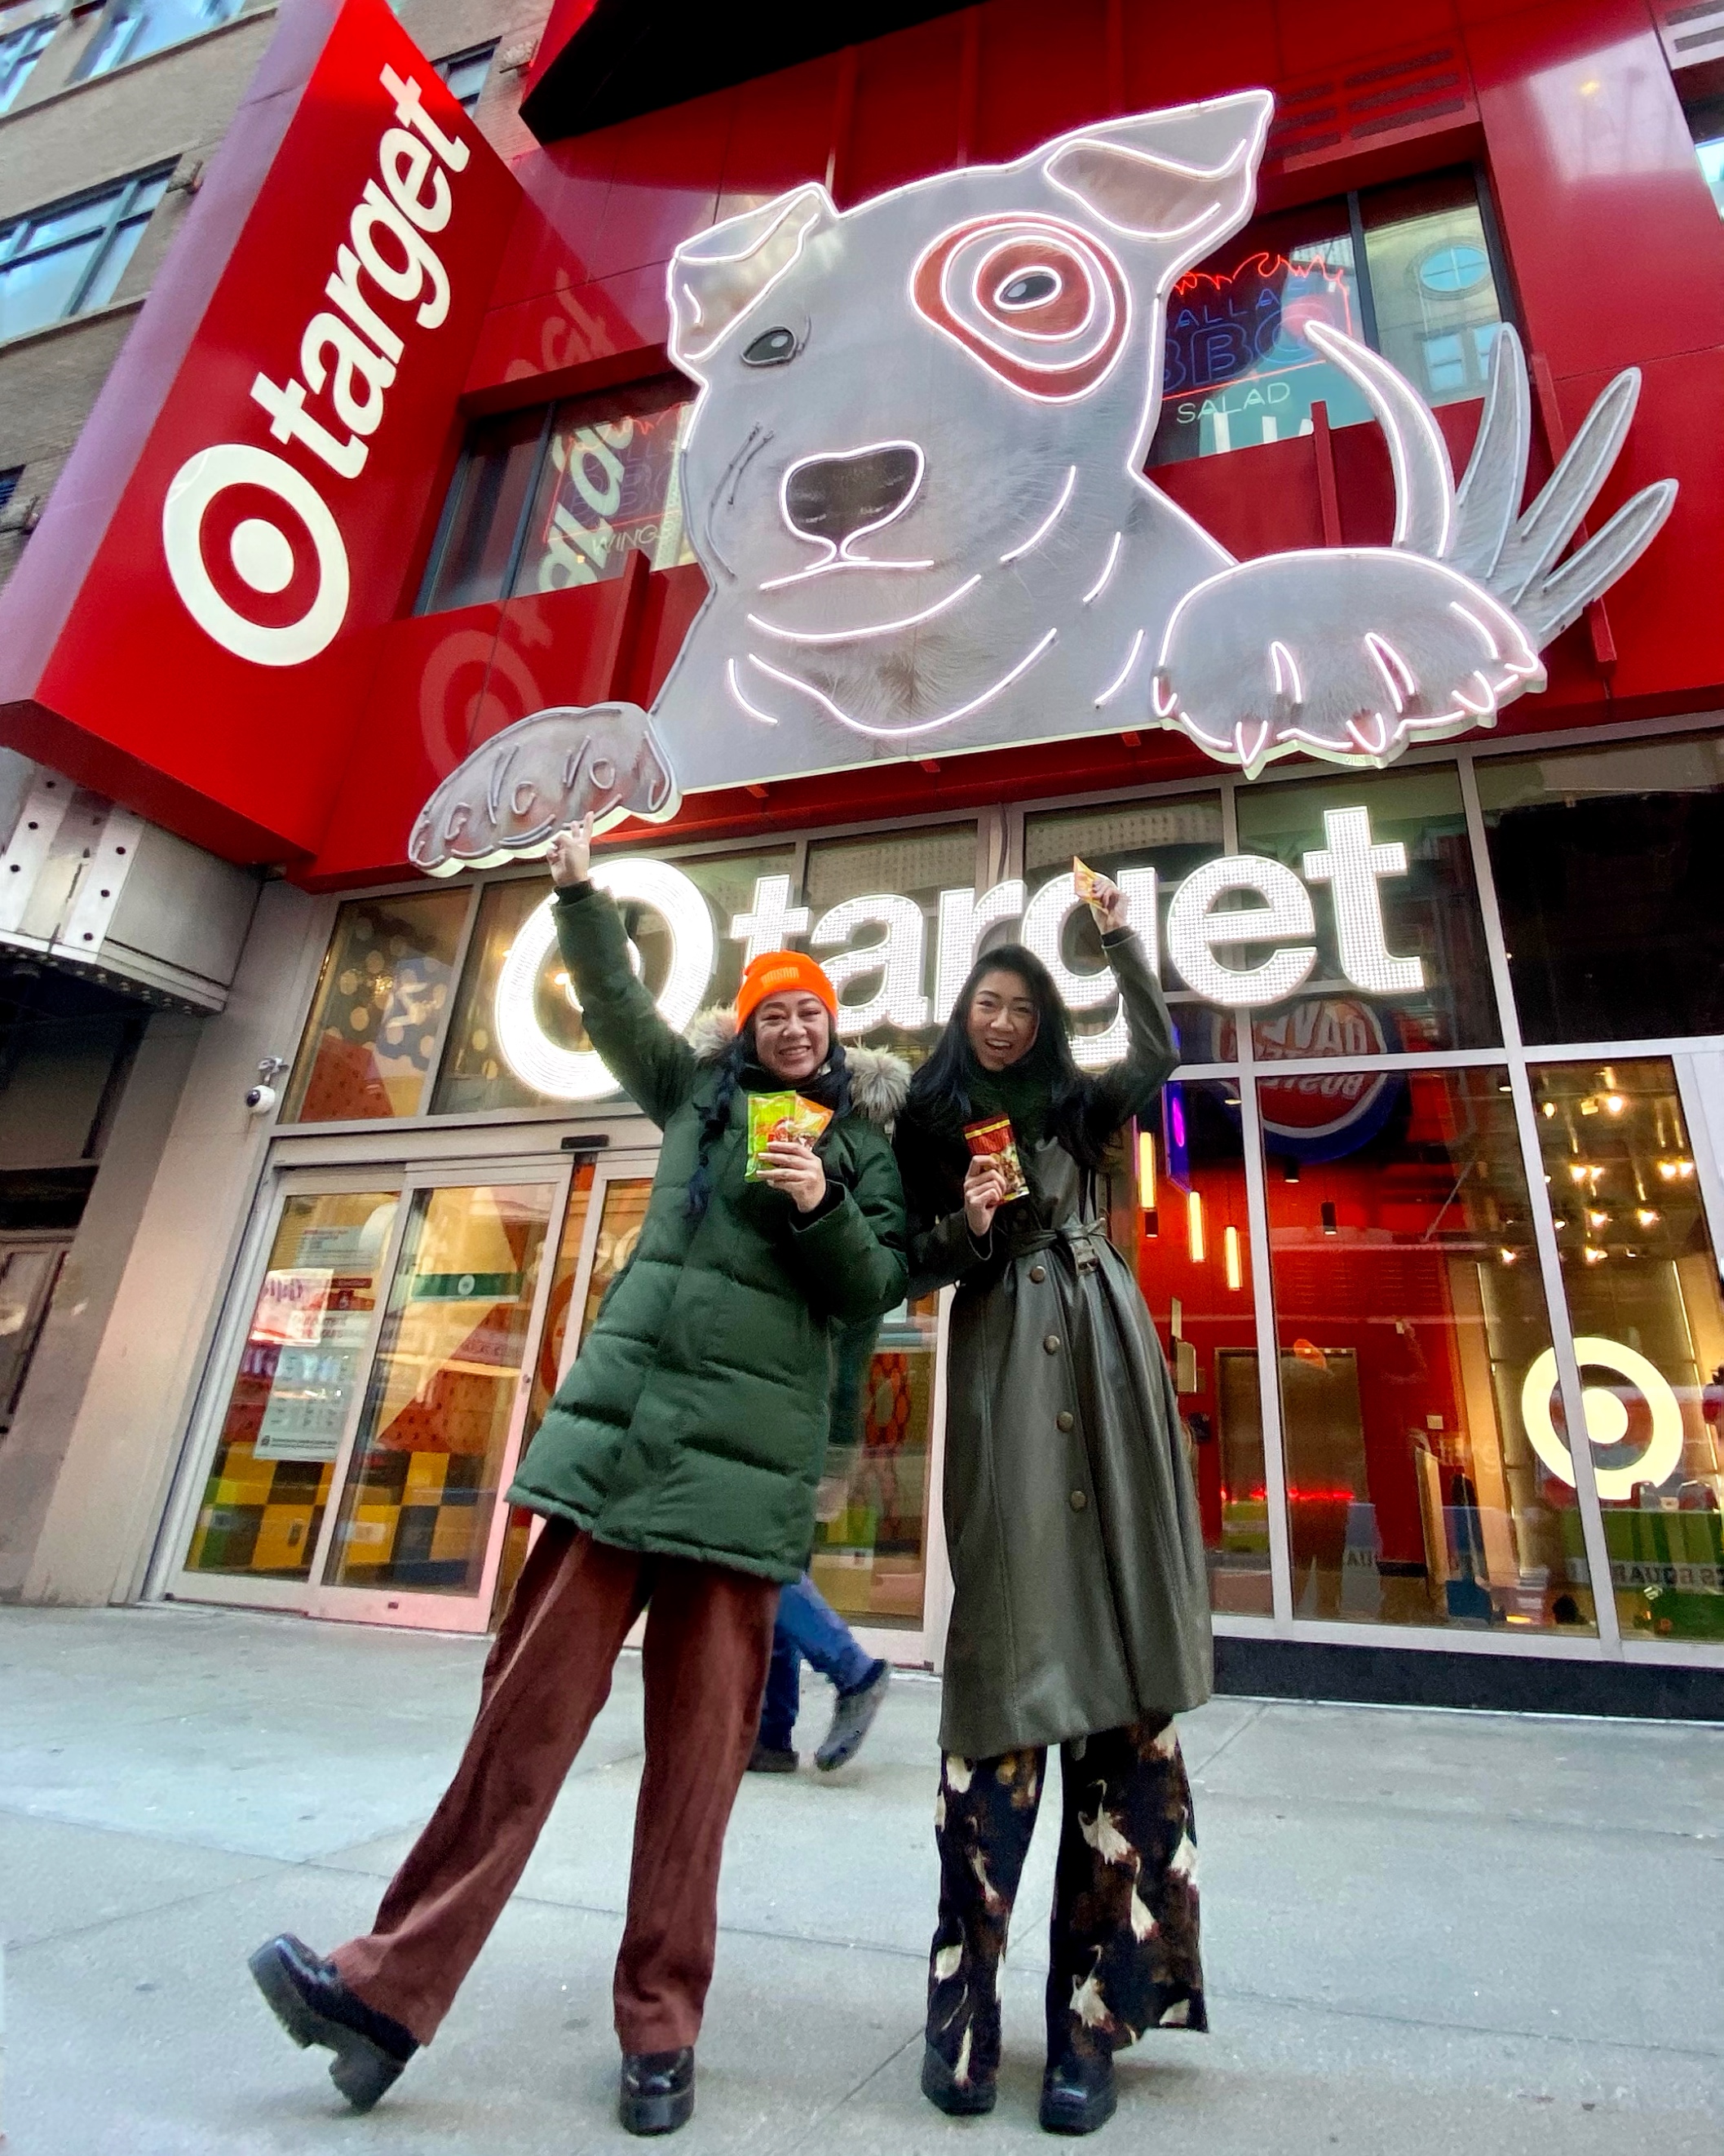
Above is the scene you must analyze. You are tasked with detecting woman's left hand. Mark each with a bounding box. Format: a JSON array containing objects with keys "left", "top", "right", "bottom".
[
  {"left": 757, "top": 1138, "right": 829, "bottom": 1213},
  {"left": 1088, "top": 871, "right": 1131, "bottom": 936}
]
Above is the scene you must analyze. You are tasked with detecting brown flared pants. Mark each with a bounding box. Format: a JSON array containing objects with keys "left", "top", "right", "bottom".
[{"left": 330, "top": 1521, "right": 775, "bottom": 2056}]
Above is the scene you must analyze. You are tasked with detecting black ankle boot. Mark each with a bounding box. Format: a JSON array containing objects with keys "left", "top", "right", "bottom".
[
  {"left": 620, "top": 2047, "right": 696, "bottom": 2135},
  {"left": 1040, "top": 2046, "right": 1116, "bottom": 2135},
  {"left": 921, "top": 2039, "right": 997, "bottom": 2116},
  {"left": 248, "top": 1934, "right": 418, "bottom": 2112}
]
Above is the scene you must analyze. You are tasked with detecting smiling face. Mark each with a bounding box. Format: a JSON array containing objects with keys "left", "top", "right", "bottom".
[
  {"left": 966, "top": 969, "right": 1040, "bottom": 1073},
  {"left": 752, "top": 991, "right": 832, "bottom": 1084}
]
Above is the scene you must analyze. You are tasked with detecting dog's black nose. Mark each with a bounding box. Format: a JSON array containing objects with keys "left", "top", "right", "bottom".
[{"left": 783, "top": 444, "right": 922, "bottom": 547}]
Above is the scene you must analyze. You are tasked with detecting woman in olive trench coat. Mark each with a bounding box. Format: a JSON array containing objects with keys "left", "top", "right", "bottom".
[{"left": 893, "top": 878, "right": 1210, "bottom": 2136}]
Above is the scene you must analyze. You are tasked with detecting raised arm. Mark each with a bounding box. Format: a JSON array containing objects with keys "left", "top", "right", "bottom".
[
  {"left": 547, "top": 821, "right": 698, "bottom": 1127},
  {"left": 1077, "top": 921, "right": 1180, "bottom": 1149}
]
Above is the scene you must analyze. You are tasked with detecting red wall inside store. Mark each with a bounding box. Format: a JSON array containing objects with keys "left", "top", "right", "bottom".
[{"left": 303, "top": 0, "right": 1724, "bottom": 885}]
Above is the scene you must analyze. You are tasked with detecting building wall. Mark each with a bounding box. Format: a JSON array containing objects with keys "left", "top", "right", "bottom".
[{"left": 0, "top": 0, "right": 547, "bottom": 587}]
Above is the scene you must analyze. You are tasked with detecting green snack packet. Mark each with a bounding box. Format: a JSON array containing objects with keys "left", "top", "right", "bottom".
[{"left": 745, "top": 1091, "right": 833, "bottom": 1178}]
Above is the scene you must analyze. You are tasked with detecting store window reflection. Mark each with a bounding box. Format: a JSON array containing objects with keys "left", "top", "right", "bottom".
[
  {"left": 1135, "top": 1079, "right": 1267, "bottom": 1614},
  {"left": 1231, "top": 763, "right": 1498, "bottom": 1060},
  {"left": 1531, "top": 1061, "right": 1724, "bottom": 1642},
  {"left": 185, "top": 1190, "right": 398, "bottom": 1578},
  {"left": 325, "top": 1182, "right": 554, "bottom": 1596},
  {"left": 489, "top": 1160, "right": 599, "bottom": 1623},
  {"left": 812, "top": 1298, "right": 941, "bottom": 1629},
  {"left": 1259, "top": 1069, "right": 1592, "bottom": 1633},
  {"left": 1476, "top": 736, "right": 1724, "bottom": 1045},
  {"left": 282, "top": 891, "right": 469, "bottom": 1122},
  {"left": 1147, "top": 168, "right": 1506, "bottom": 465}
]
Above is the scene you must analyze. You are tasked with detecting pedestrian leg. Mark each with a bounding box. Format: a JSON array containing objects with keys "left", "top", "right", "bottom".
[
  {"left": 612, "top": 1556, "right": 775, "bottom": 2056},
  {"left": 1041, "top": 1717, "right": 1206, "bottom": 2119},
  {"left": 923, "top": 1746, "right": 1045, "bottom": 2111},
  {"left": 774, "top": 1572, "right": 875, "bottom": 1693},
  {"left": 328, "top": 1525, "right": 648, "bottom": 2042},
  {"left": 754, "top": 1603, "right": 802, "bottom": 1760}
]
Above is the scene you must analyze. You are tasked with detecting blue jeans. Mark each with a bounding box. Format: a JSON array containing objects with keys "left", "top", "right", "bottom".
[{"left": 758, "top": 1574, "right": 875, "bottom": 1750}]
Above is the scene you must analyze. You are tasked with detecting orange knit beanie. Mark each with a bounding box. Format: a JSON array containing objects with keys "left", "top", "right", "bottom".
[{"left": 735, "top": 950, "right": 839, "bottom": 1026}]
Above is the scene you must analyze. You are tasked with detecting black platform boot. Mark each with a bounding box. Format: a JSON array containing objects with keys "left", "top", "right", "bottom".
[
  {"left": 619, "top": 2046, "right": 696, "bottom": 2135},
  {"left": 248, "top": 1934, "right": 418, "bottom": 2112},
  {"left": 1039, "top": 2043, "right": 1116, "bottom": 2136}
]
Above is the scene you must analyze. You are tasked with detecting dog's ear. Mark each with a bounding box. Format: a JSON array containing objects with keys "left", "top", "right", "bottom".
[
  {"left": 668, "top": 185, "right": 836, "bottom": 369},
  {"left": 1045, "top": 91, "right": 1273, "bottom": 268}
]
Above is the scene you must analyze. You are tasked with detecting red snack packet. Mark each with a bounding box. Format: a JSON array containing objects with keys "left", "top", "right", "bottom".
[{"left": 964, "top": 1113, "right": 1029, "bottom": 1202}]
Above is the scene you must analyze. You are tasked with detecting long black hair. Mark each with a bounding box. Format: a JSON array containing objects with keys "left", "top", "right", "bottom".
[
  {"left": 684, "top": 1015, "right": 853, "bottom": 1222},
  {"left": 902, "top": 941, "right": 1107, "bottom": 1171}
]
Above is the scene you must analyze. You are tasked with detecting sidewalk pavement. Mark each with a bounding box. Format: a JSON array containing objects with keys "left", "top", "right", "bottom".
[{"left": 1, "top": 1605, "right": 1719, "bottom": 2155}]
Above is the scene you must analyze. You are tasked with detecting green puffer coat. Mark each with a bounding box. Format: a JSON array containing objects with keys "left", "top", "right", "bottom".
[{"left": 506, "top": 885, "right": 910, "bottom": 1583}]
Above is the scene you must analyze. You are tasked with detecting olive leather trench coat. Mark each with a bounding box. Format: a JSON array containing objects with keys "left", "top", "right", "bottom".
[{"left": 896, "top": 932, "right": 1213, "bottom": 1759}]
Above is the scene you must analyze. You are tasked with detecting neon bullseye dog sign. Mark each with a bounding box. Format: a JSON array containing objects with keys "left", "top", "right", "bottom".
[{"left": 410, "top": 87, "right": 1676, "bottom": 872}]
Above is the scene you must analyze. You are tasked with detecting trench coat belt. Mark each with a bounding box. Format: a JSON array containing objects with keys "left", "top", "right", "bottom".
[{"left": 1010, "top": 1220, "right": 1110, "bottom": 1274}]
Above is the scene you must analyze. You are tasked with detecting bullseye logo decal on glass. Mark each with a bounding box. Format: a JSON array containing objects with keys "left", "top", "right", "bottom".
[
  {"left": 161, "top": 445, "right": 351, "bottom": 666},
  {"left": 911, "top": 215, "right": 1131, "bottom": 402}
]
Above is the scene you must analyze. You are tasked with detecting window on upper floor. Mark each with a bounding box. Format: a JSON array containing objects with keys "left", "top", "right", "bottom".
[
  {"left": 1147, "top": 166, "right": 1510, "bottom": 466},
  {"left": 1683, "top": 91, "right": 1724, "bottom": 215},
  {"left": 0, "top": 165, "right": 172, "bottom": 343},
  {"left": 434, "top": 41, "right": 495, "bottom": 115},
  {"left": 0, "top": 13, "right": 54, "bottom": 111},
  {"left": 418, "top": 376, "right": 697, "bottom": 614},
  {"left": 73, "top": 0, "right": 241, "bottom": 81},
  {"left": 0, "top": 466, "right": 20, "bottom": 511}
]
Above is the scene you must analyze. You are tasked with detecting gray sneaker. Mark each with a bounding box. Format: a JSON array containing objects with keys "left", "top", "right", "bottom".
[{"left": 816, "top": 1659, "right": 890, "bottom": 1771}]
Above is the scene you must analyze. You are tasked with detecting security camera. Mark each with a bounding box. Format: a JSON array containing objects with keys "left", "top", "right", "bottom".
[{"left": 245, "top": 1083, "right": 278, "bottom": 1115}]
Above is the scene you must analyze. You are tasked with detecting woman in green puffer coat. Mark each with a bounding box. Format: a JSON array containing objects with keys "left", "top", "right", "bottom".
[{"left": 249, "top": 816, "right": 908, "bottom": 2141}]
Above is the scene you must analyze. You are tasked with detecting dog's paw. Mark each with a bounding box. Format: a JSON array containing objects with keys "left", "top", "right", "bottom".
[
  {"left": 409, "top": 703, "right": 681, "bottom": 874},
  {"left": 1150, "top": 548, "right": 1544, "bottom": 776}
]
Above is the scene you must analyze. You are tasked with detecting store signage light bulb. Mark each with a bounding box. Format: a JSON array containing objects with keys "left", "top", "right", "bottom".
[{"left": 491, "top": 804, "right": 1448, "bottom": 1098}]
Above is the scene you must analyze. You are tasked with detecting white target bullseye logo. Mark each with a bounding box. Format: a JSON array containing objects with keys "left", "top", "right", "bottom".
[
  {"left": 161, "top": 444, "right": 350, "bottom": 666},
  {"left": 1519, "top": 1338, "right": 1685, "bottom": 1499},
  {"left": 494, "top": 860, "right": 714, "bottom": 1102}
]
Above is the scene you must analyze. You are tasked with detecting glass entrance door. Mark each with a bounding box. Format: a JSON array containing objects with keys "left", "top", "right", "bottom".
[{"left": 170, "top": 1164, "right": 564, "bottom": 1630}]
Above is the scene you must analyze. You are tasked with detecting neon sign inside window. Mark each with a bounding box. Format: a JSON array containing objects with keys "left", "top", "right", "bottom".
[{"left": 1160, "top": 250, "right": 1355, "bottom": 397}]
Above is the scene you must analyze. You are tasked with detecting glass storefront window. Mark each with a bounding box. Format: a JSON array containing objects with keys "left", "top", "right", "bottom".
[
  {"left": 812, "top": 1297, "right": 942, "bottom": 1629},
  {"left": 1148, "top": 168, "right": 1505, "bottom": 466},
  {"left": 1023, "top": 795, "right": 1225, "bottom": 1059},
  {"left": 185, "top": 1190, "right": 398, "bottom": 1579},
  {"left": 1475, "top": 735, "right": 1724, "bottom": 1045},
  {"left": 431, "top": 850, "right": 793, "bottom": 1115},
  {"left": 1259, "top": 1067, "right": 1593, "bottom": 1634},
  {"left": 1360, "top": 170, "right": 1506, "bottom": 408},
  {"left": 490, "top": 1159, "right": 599, "bottom": 1622},
  {"left": 1530, "top": 1060, "right": 1724, "bottom": 1641},
  {"left": 804, "top": 823, "right": 979, "bottom": 1059},
  {"left": 1229, "top": 763, "right": 1499, "bottom": 1060},
  {"left": 1150, "top": 198, "right": 1364, "bottom": 464},
  {"left": 1135, "top": 1078, "right": 1268, "bottom": 1614},
  {"left": 324, "top": 1181, "right": 555, "bottom": 1595},
  {"left": 1683, "top": 92, "right": 1724, "bottom": 216},
  {"left": 418, "top": 379, "right": 696, "bottom": 613},
  {"left": 281, "top": 890, "right": 469, "bottom": 1123},
  {"left": 515, "top": 379, "right": 697, "bottom": 595}
]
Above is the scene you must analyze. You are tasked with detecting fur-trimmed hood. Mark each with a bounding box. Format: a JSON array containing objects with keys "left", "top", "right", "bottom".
[{"left": 684, "top": 1006, "right": 910, "bottom": 1130}]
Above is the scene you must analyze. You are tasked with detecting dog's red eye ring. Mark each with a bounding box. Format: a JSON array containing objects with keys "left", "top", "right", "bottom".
[{"left": 912, "top": 215, "right": 1129, "bottom": 402}]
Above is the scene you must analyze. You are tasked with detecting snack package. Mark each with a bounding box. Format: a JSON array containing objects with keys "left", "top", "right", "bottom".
[
  {"left": 745, "top": 1091, "right": 834, "bottom": 1178},
  {"left": 964, "top": 1113, "right": 1030, "bottom": 1202},
  {"left": 1072, "top": 854, "right": 1106, "bottom": 915}
]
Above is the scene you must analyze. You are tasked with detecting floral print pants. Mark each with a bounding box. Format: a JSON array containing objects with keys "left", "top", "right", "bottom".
[{"left": 926, "top": 1717, "right": 1205, "bottom": 2089}]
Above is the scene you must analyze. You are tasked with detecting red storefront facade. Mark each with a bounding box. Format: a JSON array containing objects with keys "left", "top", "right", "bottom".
[{"left": 4, "top": 0, "right": 1722, "bottom": 1711}]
